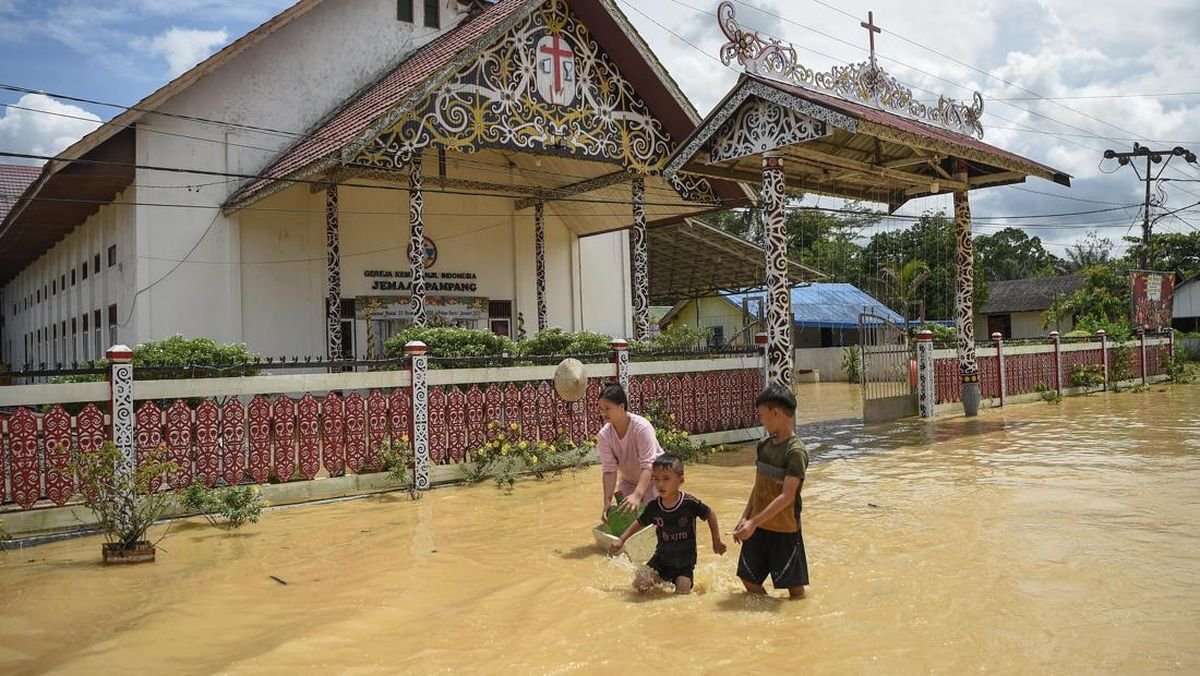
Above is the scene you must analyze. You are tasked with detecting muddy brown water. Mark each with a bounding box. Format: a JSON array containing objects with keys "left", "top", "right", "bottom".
[{"left": 1, "top": 384, "right": 1197, "bottom": 674}]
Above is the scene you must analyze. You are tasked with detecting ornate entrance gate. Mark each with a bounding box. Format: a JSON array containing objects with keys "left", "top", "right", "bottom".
[{"left": 859, "top": 312, "right": 917, "bottom": 423}]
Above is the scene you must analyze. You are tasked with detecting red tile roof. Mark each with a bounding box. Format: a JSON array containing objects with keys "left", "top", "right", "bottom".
[
  {"left": 226, "top": 0, "right": 532, "bottom": 209},
  {"left": 0, "top": 164, "right": 41, "bottom": 224},
  {"left": 750, "top": 75, "right": 1070, "bottom": 185}
]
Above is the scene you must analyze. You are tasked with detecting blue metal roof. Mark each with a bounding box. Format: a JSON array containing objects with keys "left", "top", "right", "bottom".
[{"left": 725, "top": 283, "right": 904, "bottom": 329}]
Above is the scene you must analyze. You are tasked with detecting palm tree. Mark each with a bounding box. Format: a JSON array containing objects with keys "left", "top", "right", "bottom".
[{"left": 881, "top": 258, "right": 931, "bottom": 322}]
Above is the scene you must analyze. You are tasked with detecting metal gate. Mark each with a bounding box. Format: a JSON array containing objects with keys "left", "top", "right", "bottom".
[{"left": 858, "top": 312, "right": 917, "bottom": 423}]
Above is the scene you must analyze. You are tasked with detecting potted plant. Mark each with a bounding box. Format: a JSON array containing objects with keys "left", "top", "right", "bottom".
[{"left": 72, "top": 441, "right": 178, "bottom": 564}]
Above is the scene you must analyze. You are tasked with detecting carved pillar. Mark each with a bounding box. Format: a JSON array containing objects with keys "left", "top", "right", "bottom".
[
  {"left": 325, "top": 184, "right": 343, "bottom": 361},
  {"left": 630, "top": 176, "right": 651, "bottom": 340},
  {"left": 406, "top": 341, "right": 430, "bottom": 491},
  {"left": 953, "top": 186, "right": 980, "bottom": 415},
  {"left": 611, "top": 339, "right": 630, "bottom": 391},
  {"left": 992, "top": 332, "right": 1006, "bottom": 407},
  {"left": 107, "top": 345, "right": 135, "bottom": 529},
  {"left": 762, "top": 153, "right": 793, "bottom": 388},
  {"left": 916, "top": 331, "right": 935, "bottom": 417},
  {"left": 535, "top": 201, "right": 548, "bottom": 332},
  {"left": 409, "top": 156, "right": 427, "bottom": 327}
]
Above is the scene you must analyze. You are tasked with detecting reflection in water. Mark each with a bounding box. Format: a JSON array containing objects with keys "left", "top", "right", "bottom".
[{"left": 1, "top": 386, "right": 1198, "bottom": 674}]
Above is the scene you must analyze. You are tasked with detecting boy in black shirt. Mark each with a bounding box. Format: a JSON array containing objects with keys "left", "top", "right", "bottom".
[{"left": 610, "top": 455, "right": 726, "bottom": 594}]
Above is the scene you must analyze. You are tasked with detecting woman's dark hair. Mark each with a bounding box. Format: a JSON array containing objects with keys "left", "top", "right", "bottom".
[
  {"left": 598, "top": 382, "right": 628, "bottom": 408},
  {"left": 754, "top": 384, "right": 796, "bottom": 417}
]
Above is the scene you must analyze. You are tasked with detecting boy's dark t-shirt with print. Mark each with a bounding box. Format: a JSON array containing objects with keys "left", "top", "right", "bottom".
[{"left": 637, "top": 492, "right": 711, "bottom": 567}]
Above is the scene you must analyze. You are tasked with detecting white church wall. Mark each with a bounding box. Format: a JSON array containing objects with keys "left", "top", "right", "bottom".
[
  {"left": 131, "top": 0, "right": 468, "bottom": 347},
  {"left": 578, "top": 230, "right": 634, "bottom": 339},
  {"left": 2, "top": 187, "right": 137, "bottom": 367}
]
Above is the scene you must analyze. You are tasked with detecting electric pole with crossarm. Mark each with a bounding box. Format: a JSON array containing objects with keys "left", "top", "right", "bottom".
[{"left": 1102, "top": 143, "right": 1197, "bottom": 269}]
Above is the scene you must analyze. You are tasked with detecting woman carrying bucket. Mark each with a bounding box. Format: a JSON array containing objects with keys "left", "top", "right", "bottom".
[{"left": 595, "top": 383, "right": 664, "bottom": 524}]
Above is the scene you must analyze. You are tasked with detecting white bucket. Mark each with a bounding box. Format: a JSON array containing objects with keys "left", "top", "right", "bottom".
[{"left": 592, "top": 522, "right": 657, "bottom": 564}]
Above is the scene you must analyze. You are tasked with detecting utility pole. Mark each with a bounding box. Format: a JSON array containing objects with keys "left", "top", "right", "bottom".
[{"left": 1102, "top": 143, "right": 1197, "bottom": 269}]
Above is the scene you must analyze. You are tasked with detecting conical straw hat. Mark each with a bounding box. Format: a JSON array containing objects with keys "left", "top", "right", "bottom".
[{"left": 553, "top": 358, "right": 588, "bottom": 402}]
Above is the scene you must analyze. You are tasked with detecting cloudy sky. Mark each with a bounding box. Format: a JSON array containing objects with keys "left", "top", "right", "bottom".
[{"left": 1, "top": 0, "right": 1197, "bottom": 255}]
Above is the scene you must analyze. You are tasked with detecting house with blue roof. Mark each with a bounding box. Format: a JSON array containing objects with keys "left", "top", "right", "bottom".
[{"left": 659, "top": 283, "right": 908, "bottom": 380}]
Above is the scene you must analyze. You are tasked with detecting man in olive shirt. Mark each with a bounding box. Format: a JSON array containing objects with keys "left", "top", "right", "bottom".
[{"left": 732, "top": 384, "right": 810, "bottom": 599}]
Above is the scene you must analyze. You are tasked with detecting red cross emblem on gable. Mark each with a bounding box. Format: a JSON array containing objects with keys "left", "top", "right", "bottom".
[{"left": 536, "top": 34, "right": 576, "bottom": 106}]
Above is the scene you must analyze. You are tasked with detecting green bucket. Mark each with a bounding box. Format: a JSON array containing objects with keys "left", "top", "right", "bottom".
[{"left": 604, "top": 495, "right": 641, "bottom": 536}]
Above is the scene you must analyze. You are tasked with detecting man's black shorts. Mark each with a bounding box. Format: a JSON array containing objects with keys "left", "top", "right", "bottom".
[
  {"left": 736, "top": 527, "right": 809, "bottom": 589},
  {"left": 648, "top": 553, "right": 695, "bottom": 583}
]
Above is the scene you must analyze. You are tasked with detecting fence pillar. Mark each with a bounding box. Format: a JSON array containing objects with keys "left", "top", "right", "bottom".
[
  {"left": 992, "top": 332, "right": 1005, "bottom": 407},
  {"left": 916, "top": 330, "right": 935, "bottom": 418},
  {"left": 754, "top": 332, "right": 769, "bottom": 388},
  {"left": 611, "top": 339, "right": 630, "bottom": 391},
  {"left": 1097, "top": 330, "right": 1108, "bottom": 391},
  {"left": 1050, "top": 331, "right": 1062, "bottom": 395},
  {"left": 405, "top": 341, "right": 430, "bottom": 491},
  {"left": 107, "top": 345, "right": 135, "bottom": 527},
  {"left": 1137, "top": 326, "right": 1147, "bottom": 384},
  {"left": 1166, "top": 328, "right": 1174, "bottom": 362}
]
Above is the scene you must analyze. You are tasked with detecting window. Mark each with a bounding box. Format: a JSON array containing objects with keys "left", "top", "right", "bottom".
[
  {"left": 94, "top": 253, "right": 101, "bottom": 273},
  {"left": 71, "top": 269, "right": 76, "bottom": 286},
  {"left": 71, "top": 318, "right": 77, "bottom": 363},
  {"left": 82, "top": 261, "right": 88, "bottom": 280},
  {"left": 93, "top": 309, "right": 102, "bottom": 357},
  {"left": 108, "top": 303, "right": 118, "bottom": 346},
  {"left": 52, "top": 279, "right": 56, "bottom": 295},
  {"left": 986, "top": 314, "right": 1012, "bottom": 340},
  {"left": 397, "top": 0, "right": 413, "bottom": 22},
  {"left": 708, "top": 325, "right": 725, "bottom": 350},
  {"left": 338, "top": 298, "right": 357, "bottom": 361},
  {"left": 423, "top": 0, "right": 438, "bottom": 28},
  {"left": 488, "top": 300, "right": 512, "bottom": 338},
  {"left": 108, "top": 245, "right": 117, "bottom": 267},
  {"left": 61, "top": 274, "right": 66, "bottom": 289},
  {"left": 82, "top": 314, "right": 89, "bottom": 360}
]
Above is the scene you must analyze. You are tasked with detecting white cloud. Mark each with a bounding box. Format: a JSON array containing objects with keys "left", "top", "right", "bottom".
[
  {"left": 0, "top": 93, "right": 102, "bottom": 165},
  {"left": 624, "top": 0, "right": 1200, "bottom": 251},
  {"left": 133, "top": 26, "right": 229, "bottom": 77}
]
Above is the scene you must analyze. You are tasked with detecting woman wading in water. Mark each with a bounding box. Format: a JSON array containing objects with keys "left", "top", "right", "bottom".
[{"left": 595, "top": 383, "right": 664, "bottom": 523}]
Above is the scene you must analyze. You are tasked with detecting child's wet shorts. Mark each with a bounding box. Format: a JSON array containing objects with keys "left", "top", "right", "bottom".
[
  {"left": 736, "top": 527, "right": 809, "bottom": 588},
  {"left": 648, "top": 553, "right": 695, "bottom": 583}
]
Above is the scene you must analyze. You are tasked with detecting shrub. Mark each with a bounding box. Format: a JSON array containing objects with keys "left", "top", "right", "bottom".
[
  {"left": 517, "top": 328, "right": 612, "bottom": 359},
  {"left": 1109, "top": 342, "right": 1134, "bottom": 385},
  {"left": 1069, "top": 363, "right": 1104, "bottom": 391},
  {"left": 379, "top": 437, "right": 421, "bottom": 500},
  {"left": 179, "top": 483, "right": 267, "bottom": 529},
  {"left": 1165, "top": 350, "right": 1196, "bottom": 384},
  {"left": 1034, "top": 382, "right": 1062, "bottom": 404},
  {"left": 842, "top": 346, "right": 861, "bottom": 384},
  {"left": 53, "top": 335, "right": 261, "bottom": 383},
  {"left": 643, "top": 400, "right": 709, "bottom": 464},
  {"left": 468, "top": 422, "right": 591, "bottom": 490},
  {"left": 915, "top": 323, "right": 956, "bottom": 345},
  {"left": 631, "top": 324, "right": 712, "bottom": 355},
  {"left": 383, "top": 326, "right": 515, "bottom": 362},
  {"left": 71, "top": 441, "right": 179, "bottom": 551}
]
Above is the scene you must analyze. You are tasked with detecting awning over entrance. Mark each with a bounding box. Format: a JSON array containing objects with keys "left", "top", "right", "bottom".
[
  {"left": 665, "top": 75, "right": 1071, "bottom": 213},
  {"left": 643, "top": 218, "right": 820, "bottom": 304},
  {"left": 663, "top": 1, "right": 1072, "bottom": 401}
]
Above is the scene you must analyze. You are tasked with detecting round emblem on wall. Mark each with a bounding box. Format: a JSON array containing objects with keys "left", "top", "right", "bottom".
[
  {"left": 408, "top": 236, "right": 438, "bottom": 269},
  {"left": 535, "top": 34, "right": 577, "bottom": 106}
]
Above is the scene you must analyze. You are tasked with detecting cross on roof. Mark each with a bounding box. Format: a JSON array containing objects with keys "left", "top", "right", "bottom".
[{"left": 860, "top": 11, "right": 881, "bottom": 68}]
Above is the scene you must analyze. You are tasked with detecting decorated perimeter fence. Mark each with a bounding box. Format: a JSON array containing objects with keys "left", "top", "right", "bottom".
[
  {"left": 0, "top": 341, "right": 762, "bottom": 511},
  {"left": 926, "top": 328, "right": 1173, "bottom": 409}
]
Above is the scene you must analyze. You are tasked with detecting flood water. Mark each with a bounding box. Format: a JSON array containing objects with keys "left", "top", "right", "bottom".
[{"left": 1, "top": 385, "right": 1197, "bottom": 674}]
